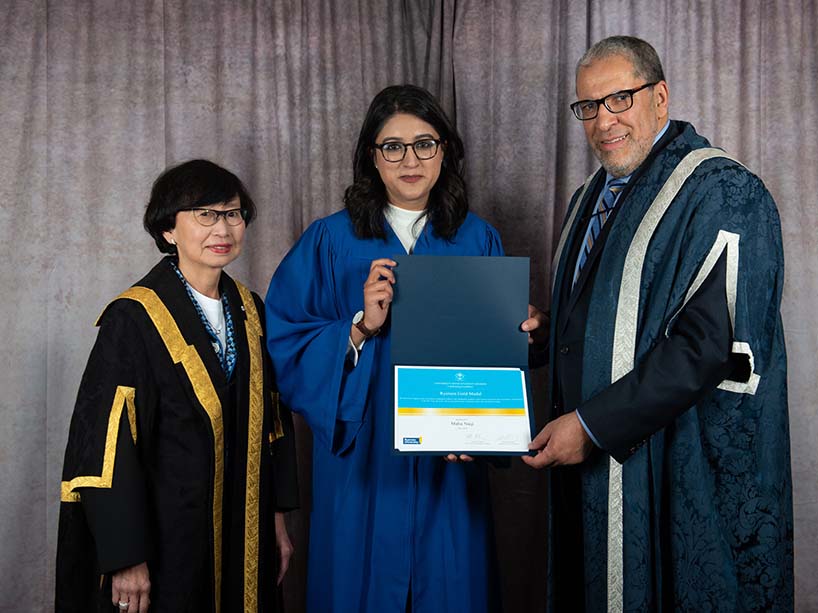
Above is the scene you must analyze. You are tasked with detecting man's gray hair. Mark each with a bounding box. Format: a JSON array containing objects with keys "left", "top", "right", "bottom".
[{"left": 577, "top": 36, "right": 666, "bottom": 83}]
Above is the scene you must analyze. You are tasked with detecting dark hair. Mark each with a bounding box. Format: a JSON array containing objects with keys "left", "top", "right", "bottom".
[
  {"left": 577, "top": 36, "right": 666, "bottom": 83},
  {"left": 343, "top": 84, "right": 468, "bottom": 241},
  {"left": 143, "top": 159, "right": 257, "bottom": 254}
]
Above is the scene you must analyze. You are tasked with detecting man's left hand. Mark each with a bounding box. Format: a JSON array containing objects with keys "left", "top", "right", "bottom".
[
  {"left": 521, "top": 304, "right": 550, "bottom": 346},
  {"left": 521, "top": 411, "right": 594, "bottom": 469}
]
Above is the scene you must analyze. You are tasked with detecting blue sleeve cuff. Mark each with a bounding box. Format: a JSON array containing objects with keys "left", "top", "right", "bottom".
[{"left": 576, "top": 410, "right": 602, "bottom": 448}]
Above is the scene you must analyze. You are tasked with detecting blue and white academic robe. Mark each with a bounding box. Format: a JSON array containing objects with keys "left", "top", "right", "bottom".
[{"left": 547, "top": 121, "right": 793, "bottom": 612}]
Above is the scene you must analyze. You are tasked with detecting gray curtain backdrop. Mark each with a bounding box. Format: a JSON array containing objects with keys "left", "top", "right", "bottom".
[{"left": 2, "top": 1, "right": 816, "bottom": 611}]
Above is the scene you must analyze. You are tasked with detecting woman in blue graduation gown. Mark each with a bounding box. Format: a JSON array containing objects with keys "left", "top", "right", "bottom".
[{"left": 265, "top": 85, "right": 503, "bottom": 612}]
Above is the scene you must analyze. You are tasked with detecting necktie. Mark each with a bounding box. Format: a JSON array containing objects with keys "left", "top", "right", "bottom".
[{"left": 572, "top": 178, "right": 626, "bottom": 288}]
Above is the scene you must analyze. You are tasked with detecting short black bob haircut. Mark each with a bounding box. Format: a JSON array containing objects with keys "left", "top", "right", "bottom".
[
  {"left": 344, "top": 84, "right": 468, "bottom": 241},
  {"left": 144, "top": 159, "right": 257, "bottom": 254}
]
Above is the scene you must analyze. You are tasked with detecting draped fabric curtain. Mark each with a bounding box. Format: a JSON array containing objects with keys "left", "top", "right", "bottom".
[{"left": 2, "top": 1, "right": 815, "bottom": 611}]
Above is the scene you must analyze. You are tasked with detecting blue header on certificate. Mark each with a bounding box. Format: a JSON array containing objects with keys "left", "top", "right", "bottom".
[
  {"left": 394, "top": 366, "right": 531, "bottom": 453},
  {"left": 396, "top": 366, "right": 526, "bottom": 414}
]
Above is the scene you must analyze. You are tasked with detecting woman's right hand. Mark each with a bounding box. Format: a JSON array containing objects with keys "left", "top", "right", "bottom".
[
  {"left": 351, "top": 258, "right": 396, "bottom": 345},
  {"left": 111, "top": 562, "right": 151, "bottom": 612}
]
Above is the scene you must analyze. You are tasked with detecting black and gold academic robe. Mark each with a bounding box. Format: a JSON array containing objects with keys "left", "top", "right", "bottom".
[{"left": 55, "top": 257, "right": 298, "bottom": 613}]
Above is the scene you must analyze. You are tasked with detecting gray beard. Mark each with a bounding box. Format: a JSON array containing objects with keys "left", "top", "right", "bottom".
[{"left": 599, "top": 139, "right": 653, "bottom": 178}]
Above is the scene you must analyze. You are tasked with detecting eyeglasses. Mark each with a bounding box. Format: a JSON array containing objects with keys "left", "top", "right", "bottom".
[
  {"left": 182, "top": 207, "right": 248, "bottom": 227},
  {"left": 570, "top": 82, "right": 658, "bottom": 121},
  {"left": 373, "top": 139, "right": 442, "bottom": 163}
]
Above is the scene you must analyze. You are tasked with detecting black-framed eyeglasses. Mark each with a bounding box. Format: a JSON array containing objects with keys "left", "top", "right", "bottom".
[
  {"left": 182, "top": 207, "right": 248, "bottom": 227},
  {"left": 570, "top": 82, "right": 658, "bottom": 121},
  {"left": 373, "top": 139, "right": 442, "bottom": 163}
]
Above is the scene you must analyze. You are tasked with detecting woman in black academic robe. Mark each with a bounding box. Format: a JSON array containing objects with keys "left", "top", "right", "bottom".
[{"left": 55, "top": 160, "right": 298, "bottom": 613}]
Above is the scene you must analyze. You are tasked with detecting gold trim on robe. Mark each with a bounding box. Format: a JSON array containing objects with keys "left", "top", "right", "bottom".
[
  {"left": 60, "top": 385, "right": 137, "bottom": 503},
  {"left": 236, "top": 281, "right": 263, "bottom": 611},
  {"left": 116, "top": 286, "right": 225, "bottom": 613}
]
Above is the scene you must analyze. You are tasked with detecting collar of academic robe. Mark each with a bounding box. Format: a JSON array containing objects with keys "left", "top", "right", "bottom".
[
  {"left": 133, "top": 256, "right": 251, "bottom": 397},
  {"left": 563, "top": 120, "right": 684, "bottom": 314}
]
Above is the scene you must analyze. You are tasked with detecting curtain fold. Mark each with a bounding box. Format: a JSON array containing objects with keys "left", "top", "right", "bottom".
[{"left": 1, "top": 1, "right": 815, "bottom": 611}]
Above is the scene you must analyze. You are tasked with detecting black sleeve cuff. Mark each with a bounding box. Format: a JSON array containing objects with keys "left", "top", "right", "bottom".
[
  {"left": 79, "top": 418, "right": 151, "bottom": 573},
  {"left": 579, "top": 250, "right": 734, "bottom": 462}
]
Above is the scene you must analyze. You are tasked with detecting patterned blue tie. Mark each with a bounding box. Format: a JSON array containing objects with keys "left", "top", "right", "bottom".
[{"left": 572, "top": 178, "right": 626, "bottom": 288}]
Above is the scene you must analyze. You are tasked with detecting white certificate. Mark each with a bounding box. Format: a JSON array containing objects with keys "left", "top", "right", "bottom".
[{"left": 394, "top": 365, "right": 532, "bottom": 454}]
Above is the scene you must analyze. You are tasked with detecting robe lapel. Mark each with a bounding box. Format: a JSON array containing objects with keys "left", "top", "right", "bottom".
[
  {"left": 145, "top": 259, "right": 229, "bottom": 408},
  {"left": 556, "top": 172, "right": 605, "bottom": 333},
  {"left": 560, "top": 173, "right": 642, "bottom": 329},
  {"left": 568, "top": 184, "right": 635, "bottom": 308},
  {"left": 116, "top": 258, "right": 229, "bottom": 612}
]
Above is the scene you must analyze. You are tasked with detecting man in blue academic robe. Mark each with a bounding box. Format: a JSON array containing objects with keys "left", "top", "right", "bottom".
[{"left": 523, "top": 36, "right": 792, "bottom": 611}]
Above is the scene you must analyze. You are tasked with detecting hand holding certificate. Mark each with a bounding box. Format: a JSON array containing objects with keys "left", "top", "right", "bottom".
[{"left": 391, "top": 255, "right": 533, "bottom": 454}]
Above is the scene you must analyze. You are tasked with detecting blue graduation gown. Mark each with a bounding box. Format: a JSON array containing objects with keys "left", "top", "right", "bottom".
[
  {"left": 266, "top": 210, "right": 504, "bottom": 613},
  {"left": 548, "top": 122, "right": 792, "bottom": 611}
]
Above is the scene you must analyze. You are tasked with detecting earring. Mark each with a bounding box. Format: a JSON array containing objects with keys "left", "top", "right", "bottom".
[{"left": 169, "top": 238, "right": 176, "bottom": 245}]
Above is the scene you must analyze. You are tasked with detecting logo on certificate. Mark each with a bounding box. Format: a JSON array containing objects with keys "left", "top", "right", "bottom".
[
  {"left": 402, "top": 437, "right": 422, "bottom": 445},
  {"left": 455, "top": 372, "right": 465, "bottom": 381}
]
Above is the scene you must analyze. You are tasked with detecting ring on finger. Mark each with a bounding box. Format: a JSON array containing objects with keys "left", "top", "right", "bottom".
[{"left": 118, "top": 601, "right": 129, "bottom": 610}]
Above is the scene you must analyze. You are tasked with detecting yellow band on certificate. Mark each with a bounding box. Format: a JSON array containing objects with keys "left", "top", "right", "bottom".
[{"left": 397, "top": 407, "right": 526, "bottom": 416}]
